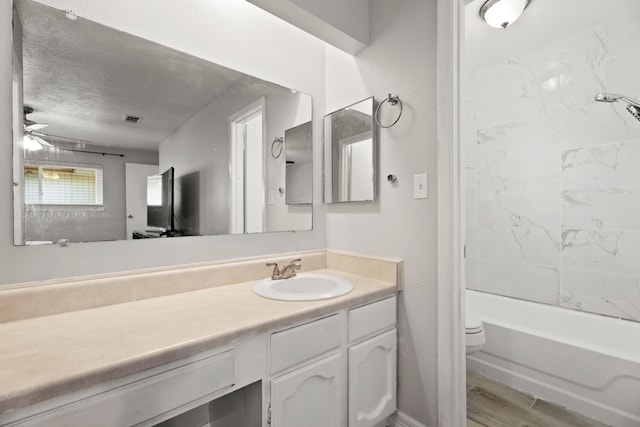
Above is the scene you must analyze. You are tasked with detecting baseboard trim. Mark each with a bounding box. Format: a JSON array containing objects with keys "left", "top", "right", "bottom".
[{"left": 386, "top": 411, "right": 428, "bottom": 427}]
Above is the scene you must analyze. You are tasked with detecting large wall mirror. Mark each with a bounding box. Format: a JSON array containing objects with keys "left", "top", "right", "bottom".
[
  {"left": 11, "top": 0, "right": 313, "bottom": 245},
  {"left": 323, "top": 97, "right": 376, "bottom": 203}
]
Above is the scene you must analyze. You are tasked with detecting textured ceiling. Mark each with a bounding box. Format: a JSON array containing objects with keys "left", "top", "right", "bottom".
[{"left": 15, "top": 0, "right": 291, "bottom": 151}]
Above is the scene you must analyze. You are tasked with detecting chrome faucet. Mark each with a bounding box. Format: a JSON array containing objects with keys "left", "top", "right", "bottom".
[{"left": 266, "top": 258, "right": 302, "bottom": 280}]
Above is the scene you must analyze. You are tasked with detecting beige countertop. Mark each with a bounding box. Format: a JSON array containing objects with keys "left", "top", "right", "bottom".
[{"left": 0, "top": 267, "right": 396, "bottom": 414}]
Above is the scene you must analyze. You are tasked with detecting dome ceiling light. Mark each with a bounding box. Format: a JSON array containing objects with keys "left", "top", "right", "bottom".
[{"left": 479, "top": 0, "right": 531, "bottom": 29}]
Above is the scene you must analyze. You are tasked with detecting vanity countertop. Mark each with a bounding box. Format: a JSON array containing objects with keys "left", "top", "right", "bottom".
[{"left": 0, "top": 266, "right": 397, "bottom": 414}]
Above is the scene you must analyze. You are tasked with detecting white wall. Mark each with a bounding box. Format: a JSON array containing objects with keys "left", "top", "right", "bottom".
[
  {"left": 290, "top": 0, "right": 369, "bottom": 44},
  {"left": 465, "top": 11, "right": 640, "bottom": 323},
  {"left": 325, "top": 0, "right": 438, "bottom": 424},
  {"left": 247, "top": 0, "right": 369, "bottom": 54},
  {"left": 0, "top": 0, "right": 327, "bottom": 285},
  {"left": 159, "top": 89, "right": 312, "bottom": 236},
  {"left": 159, "top": 91, "right": 262, "bottom": 236}
]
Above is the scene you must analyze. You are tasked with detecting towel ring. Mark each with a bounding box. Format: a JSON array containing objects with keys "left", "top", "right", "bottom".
[
  {"left": 375, "top": 94, "right": 403, "bottom": 128},
  {"left": 271, "top": 137, "right": 284, "bottom": 158}
]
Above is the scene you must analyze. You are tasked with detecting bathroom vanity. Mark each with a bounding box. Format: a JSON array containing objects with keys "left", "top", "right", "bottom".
[{"left": 0, "top": 251, "right": 400, "bottom": 427}]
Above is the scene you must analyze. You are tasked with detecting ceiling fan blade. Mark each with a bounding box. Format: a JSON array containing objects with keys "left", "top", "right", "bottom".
[
  {"left": 25, "top": 123, "right": 49, "bottom": 131},
  {"left": 31, "top": 134, "right": 53, "bottom": 148}
]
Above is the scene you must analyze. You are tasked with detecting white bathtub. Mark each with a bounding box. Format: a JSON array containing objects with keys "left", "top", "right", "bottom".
[{"left": 466, "top": 289, "right": 640, "bottom": 427}]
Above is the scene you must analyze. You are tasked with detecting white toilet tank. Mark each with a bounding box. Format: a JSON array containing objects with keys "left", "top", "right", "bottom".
[{"left": 465, "top": 313, "right": 485, "bottom": 355}]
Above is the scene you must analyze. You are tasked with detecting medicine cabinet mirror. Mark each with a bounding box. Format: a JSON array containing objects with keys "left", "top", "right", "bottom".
[
  {"left": 323, "top": 97, "right": 376, "bottom": 203},
  {"left": 285, "top": 121, "right": 313, "bottom": 205},
  {"left": 11, "top": 0, "right": 313, "bottom": 246}
]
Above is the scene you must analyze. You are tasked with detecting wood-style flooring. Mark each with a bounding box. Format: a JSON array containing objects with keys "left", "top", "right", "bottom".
[{"left": 466, "top": 370, "right": 610, "bottom": 427}]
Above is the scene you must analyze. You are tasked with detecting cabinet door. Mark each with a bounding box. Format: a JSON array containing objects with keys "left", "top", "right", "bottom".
[
  {"left": 348, "top": 329, "right": 396, "bottom": 427},
  {"left": 271, "top": 352, "right": 343, "bottom": 427}
]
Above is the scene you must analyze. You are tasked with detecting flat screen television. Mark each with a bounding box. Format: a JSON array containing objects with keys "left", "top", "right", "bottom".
[{"left": 146, "top": 166, "right": 175, "bottom": 236}]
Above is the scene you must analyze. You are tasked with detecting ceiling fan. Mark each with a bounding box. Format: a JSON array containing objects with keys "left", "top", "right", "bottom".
[{"left": 23, "top": 106, "right": 53, "bottom": 151}]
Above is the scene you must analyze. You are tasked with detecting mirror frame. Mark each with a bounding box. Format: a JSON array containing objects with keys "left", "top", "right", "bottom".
[{"left": 323, "top": 96, "right": 377, "bottom": 203}]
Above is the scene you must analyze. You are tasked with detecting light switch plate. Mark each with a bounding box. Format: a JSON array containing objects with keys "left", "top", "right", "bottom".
[
  {"left": 414, "top": 173, "right": 428, "bottom": 199},
  {"left": 268, "top": 190, "right": 275, "bottom": 205}
]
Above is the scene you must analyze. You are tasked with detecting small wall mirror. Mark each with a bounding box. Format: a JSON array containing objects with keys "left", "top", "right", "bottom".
[
  {"left": 323, "top": 97, "right": 376, "bottom": 203},
  {"left": 285, "top": 121, "right": 312, "bottom": 205}
]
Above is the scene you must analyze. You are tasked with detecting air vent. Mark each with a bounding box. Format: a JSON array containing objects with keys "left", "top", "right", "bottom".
[{"left": 123, "top": 114, "right": 143, "bottom": 124}]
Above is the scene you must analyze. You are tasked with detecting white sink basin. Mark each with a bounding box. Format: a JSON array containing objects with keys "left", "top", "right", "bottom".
[{"left": 252, "top": 273, "right": 354, "bottom": 301}]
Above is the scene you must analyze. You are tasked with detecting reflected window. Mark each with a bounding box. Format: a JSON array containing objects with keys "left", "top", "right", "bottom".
[
  {"left": 24, "top": 163, "right": 104, "bottom": 206},
  {"left": 146, "top": 174, "right": 162, "bottom": 206}
]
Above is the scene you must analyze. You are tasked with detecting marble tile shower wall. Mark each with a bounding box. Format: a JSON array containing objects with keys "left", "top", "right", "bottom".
[{"left": 465, "top": 14, "right": 640, "bottom": 322}]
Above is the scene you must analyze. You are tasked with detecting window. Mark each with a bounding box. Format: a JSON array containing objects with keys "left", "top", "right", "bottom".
[
  {"left": 146, "top": 174, "right": 162, "bottom": 206},
  {"left": 24, "top": 163, "right": 104, "bottom": 206}
]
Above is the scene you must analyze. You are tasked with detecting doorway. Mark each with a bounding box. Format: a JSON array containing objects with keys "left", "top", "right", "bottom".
[
  {"left": 125, "top": 163, "right": 159, "bottom": 239},
  {"left": 229, "top": 98, "right": 265, "bottom": 234},
  {"left": 338, "top": 131, "right": 374, "bottom": 202}
]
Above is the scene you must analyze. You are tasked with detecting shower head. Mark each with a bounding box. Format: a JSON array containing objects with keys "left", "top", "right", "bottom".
[
  {"left": 594, "top": 93, "right": 624, "bottom": 103},
  {"left": 595, "top": 92, "right": 640, "bottom": 122}
]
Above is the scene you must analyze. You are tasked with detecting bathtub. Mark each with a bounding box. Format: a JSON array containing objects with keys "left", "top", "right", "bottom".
[{"left": 466, "top": 289, "right": 640, "bottom": 427}]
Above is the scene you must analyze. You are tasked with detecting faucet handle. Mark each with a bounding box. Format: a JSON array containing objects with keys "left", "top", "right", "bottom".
[
  {"left": 279, "top": 258, "right": 302, "bottom": 279},
  {"left": 286, "top": 258, "right": 302, "bottom": 272},
  {"left": 266, "top": 262, "right": 281, "bottom": 279}
]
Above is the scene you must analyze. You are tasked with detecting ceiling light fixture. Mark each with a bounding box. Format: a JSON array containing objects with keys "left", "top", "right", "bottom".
[
  {"left": 23, "top": 134, "right": 43, "bottom": 152},
  {"left": 479, "top": 0, "right": 531, "bottom": 29},
  {"left": 23, "top": 105, "right": 53, "bottom": 150}
]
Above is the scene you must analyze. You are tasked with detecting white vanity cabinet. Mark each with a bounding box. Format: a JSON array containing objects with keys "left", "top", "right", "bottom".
[
  {"left": 0, "top": 336, "right": 267, "bottom": 427},
  {"left": 267, "top": 296, "right": 397, "bottom": 427},
  {"left": 0, "top": 296, "right": 397, "bottom": 427},
  {"left": 270, "top": 353, "right": 343, "bottom": 427},
  {"left": 348, "top": 297, "right": 397, "bottom": 427},
  {"left": 269, "top": 314, "right": 345, "bottom": 427}
]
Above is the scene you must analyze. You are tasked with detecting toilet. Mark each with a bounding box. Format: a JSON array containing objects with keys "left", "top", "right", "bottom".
[{"left": 465, "top": 313, "right": 486, "bottom": 355}]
